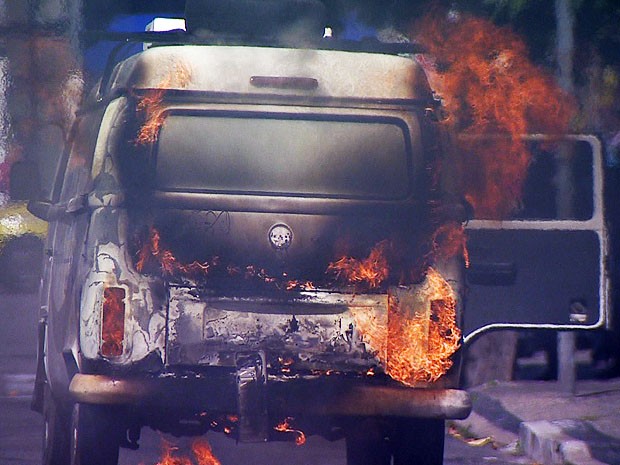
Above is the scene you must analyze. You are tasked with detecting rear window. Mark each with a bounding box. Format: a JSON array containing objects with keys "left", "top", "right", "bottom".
[{"left": 154, "top": 112, "right": 412, "bottom": 199}]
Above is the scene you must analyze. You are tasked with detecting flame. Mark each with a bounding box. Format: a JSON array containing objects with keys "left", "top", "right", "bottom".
[
  {"left": 191, "top": 440, "right": 222, "bottom": 465},
  {"left": 135, "top": 228, "right": 463, "bottom": 384},
  {"left": 136, "top": 227, "right": 214, "bottom": 277},
  {"left": 285, "top": 279, "right": 316, "bottom": 291},
  {"left": 154, "top": 439, "right": 221, "bottom": 465},
  {"left": 135, "top": 227, "right": 317, "bottom": 290},
  {"left": 274, "top": 417, "right": 306, "bottom": 446},
  {"left": 353, "top": 268, "right": 460, "bottom": 384},
  {"left": 207, "top": 414, "right": 238, "bottom": 436},
  {"left": 135, "top": 61, "right": 192, "bottom": 145},
  {"left": 431, "top": 222, "right": 469, "bottom": 267},
  {"left": 414, "top": 13, "right": 574, "bottom": 218},
  {"left": 327, "top": 240, "right": 391, "bottom": 290}
]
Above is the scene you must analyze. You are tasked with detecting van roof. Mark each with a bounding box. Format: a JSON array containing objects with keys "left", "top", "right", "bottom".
[{"left": 104, "top": 44, "right": 434, "bottom": 102}]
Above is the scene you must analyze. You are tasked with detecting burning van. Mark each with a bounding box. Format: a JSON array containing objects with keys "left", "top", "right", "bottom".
[{"left": 24, "top": 1, "right": 609, "bottom": 465}]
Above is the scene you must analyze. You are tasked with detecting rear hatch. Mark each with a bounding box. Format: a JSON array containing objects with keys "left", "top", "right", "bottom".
[
  {"left": 112, "top": 45, "right": 441, "bottom": 287},
  {"left": 96, "top": 44, "right": 465, "bottom": 386}
]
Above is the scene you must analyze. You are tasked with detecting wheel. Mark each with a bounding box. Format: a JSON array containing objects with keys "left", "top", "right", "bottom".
[
  {"left": 345, "top": 418, "right": 444, "bottom": 465},
  {"left": 70, "top": 403, "right": 121, "bottom": 465},
  {"left": 42, "top": 387, "right": 71, "bottom": 465}
]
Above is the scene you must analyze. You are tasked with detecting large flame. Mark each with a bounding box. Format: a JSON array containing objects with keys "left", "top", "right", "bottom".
[
  {"left": 414, "top": 13, "right": 574, "bottom": 218},
  {"left": 353, "top": 268, "right": 460, "bottom": 385},
  {"left": 135, "top": 61, "right": 192, "bottom": 145}
]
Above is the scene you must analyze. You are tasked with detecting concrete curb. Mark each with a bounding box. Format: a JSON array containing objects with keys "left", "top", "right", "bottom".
[{"left": 519, "top": 420, "right": 608, "bottom": 465}]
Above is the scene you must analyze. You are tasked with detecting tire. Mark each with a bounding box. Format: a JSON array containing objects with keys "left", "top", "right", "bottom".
[
  {"left": 345, "top": 418, "right": 444, "bottom": 465},
  {"left": 42, "top": 387, "right": 71, "bottom": 465},
  {"left": 70, "top": 403, "right": 121, "bottom": 465}
]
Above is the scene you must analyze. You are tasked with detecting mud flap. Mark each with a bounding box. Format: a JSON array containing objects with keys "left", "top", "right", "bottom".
[{"left": 236, "top": 352, "right": 269, "bottom": 442}]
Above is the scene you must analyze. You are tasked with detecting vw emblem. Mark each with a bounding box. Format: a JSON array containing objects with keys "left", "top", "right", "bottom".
[{"left": 269, "top": 224, "right": 292, "bottom": 250}]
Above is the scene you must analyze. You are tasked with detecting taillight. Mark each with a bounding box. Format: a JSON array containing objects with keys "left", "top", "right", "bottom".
[{"left": 101, "top": 287, "right": 126, "bottom": 357}]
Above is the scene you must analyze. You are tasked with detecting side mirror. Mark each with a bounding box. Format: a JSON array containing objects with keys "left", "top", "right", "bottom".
[
  {"left": 28, "top": 194, "right": 88, "bottom": 222},
  {"left": 27, "top": 199, "right": 56, "bottom": 221}
]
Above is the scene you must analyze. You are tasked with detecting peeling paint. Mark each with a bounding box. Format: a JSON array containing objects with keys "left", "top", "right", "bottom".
[
  {"left": 80, "top": 215, "right": 167, "bottom": 364},
  {"left": 166, "top": 285, "right": 388, "bottom": 371}
]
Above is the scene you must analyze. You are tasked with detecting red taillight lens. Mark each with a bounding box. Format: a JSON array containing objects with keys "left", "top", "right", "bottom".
[{"left": 101, "top": 287, "right": 126, "bottom": 357}]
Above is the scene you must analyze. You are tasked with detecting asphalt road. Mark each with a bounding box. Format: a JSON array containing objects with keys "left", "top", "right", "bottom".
[{"left": 0, "top": 289, "right": 533, "bottom": 465}]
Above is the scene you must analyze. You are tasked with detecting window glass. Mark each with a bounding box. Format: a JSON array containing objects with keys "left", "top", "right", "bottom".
[
  {"left": 154, "top": 113, "right": 412, "bottom": 200},
  {"left": 508, "top": 140, "right": 593, "bottom": 221}
]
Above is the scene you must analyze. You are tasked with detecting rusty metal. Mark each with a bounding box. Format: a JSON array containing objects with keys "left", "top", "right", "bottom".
[
  {"left": 273, "top": 385, "right": 472, "bottom": 420},
  {"left": 236, "top": 352, "right": 269, "bottom": 442},
  {"left": 69, "top": 374, "right": 155, "bottom": 405},
  {"left": 69, "top": 373, "right": 471, "bottom": 420}
]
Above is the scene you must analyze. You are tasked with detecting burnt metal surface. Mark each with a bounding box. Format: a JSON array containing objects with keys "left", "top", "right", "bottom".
[
  {"left": 236, "top": 352, "right": 269, "bottom": 442},
  {"left": 107, "top": 46, "right": 432, "bottom": 102},
  {"left": 80, "top": 231, "right": 168, "bottom": 364},
  {"left": 166, "top": 285, "right": 387, "bottom": 371}
]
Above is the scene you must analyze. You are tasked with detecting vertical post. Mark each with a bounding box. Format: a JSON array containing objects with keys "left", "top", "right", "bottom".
[
  {"left": 557, "top": 331, "right": 576, "bottom": 394},
  {"left": 554, "top": 0, "right": 577, "bottom": 394},
  {"left": 555, "top": 147, "right": 577, "bottom": 394}
]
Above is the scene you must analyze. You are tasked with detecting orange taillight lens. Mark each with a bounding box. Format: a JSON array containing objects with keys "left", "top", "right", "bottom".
[{"left": 101, "top": 287, "right": 126, "bottom": 357}]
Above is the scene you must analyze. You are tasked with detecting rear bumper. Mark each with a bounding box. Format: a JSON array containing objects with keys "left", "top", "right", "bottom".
[{"left": 69, "top": 373, "right": 471, "bottom": 420}]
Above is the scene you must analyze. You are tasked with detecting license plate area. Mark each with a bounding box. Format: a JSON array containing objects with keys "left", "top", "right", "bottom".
[{"left": 165, "top": 286, "right": 389, "bottom": 372}]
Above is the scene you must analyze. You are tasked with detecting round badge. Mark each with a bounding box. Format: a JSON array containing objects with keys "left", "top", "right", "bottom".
[{"left": 268, "top": 224, "right": 292, "bottom": 250}]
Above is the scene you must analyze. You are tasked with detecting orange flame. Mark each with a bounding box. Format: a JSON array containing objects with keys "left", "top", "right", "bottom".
[
  {"left": 327, "top": 240, "right": 391, "bottom": 290},
  {"left": 431, "top": 222, "right": 469, "bottom": 267},
  {"left": 135, "top": 61, "right": 192, "bottom": 145},
  {"left": 136, "top": 228, "right": 463, "bottom": 384},
  {"left": 135, "top": 227, "right": 318, "bottom": 290},
  {"left": 414, "top": 13, "right": 575, "bottom": 218},
  {"left": 154, "top": 439, "right": 221, "bottom": 465},
  {"left": 352, "top": 268, "right": 460, "bottom": 384},
  {"left": 136, "top": 227, "right": 214, "bottom": 277},
  {"left": 191, "top": 440, "right": 222, "bottom": 465},
  {"left": 274, "top": 417, "right": 306, "bottom": 446}
]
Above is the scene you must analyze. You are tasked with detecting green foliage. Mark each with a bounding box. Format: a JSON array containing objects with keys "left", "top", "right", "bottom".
[{"left": 482, "top": 0, "right": 533, "bottom": 18}]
